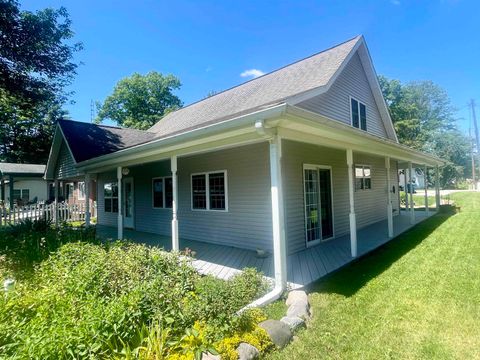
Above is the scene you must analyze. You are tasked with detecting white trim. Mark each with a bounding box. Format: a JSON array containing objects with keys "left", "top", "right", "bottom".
[
  {"left": 349, "top": 96, "right": 367, "bottom": 131},
  {"left": 190, "top": 170, "right": 228, "bottom": 212},
  {"left": 354, "top": 164, "right": 372, "bottom": 190},
  {"left": 152, "top": 176, "right": 173, "bottom": 209},
  {"left": 302, "top": 164, "right": 335, "bottom": 248}
]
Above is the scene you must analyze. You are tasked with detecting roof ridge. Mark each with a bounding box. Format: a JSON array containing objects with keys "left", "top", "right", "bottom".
[
  {"left": 153, "top": 35, "right": 362, "bottom": 125},
  {"left": 58, "top": 119, "right": 155, "bottom": 134}
]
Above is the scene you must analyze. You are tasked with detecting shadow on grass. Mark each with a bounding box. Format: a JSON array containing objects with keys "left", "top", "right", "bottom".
[{"left": 305, "top": 205, "right": 456, "bottom": 297}]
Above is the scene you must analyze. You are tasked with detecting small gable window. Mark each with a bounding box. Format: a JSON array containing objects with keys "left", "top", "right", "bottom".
[{"left": 351, "top": 98, "right": 367, "bottom": 131}]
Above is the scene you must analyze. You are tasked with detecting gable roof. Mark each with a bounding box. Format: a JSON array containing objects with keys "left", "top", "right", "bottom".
[
  {"left": 149, "top": 36, "right": 363, "bottom": 138},
  {"left": 0, "top": 163, "right": 45, "bottom": 176},
  {"left": 58, "top": 120, "right": 156, "bottom": 163}
]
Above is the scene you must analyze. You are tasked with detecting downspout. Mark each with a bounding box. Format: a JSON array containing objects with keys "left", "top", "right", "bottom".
[{"left": 240, "top": 120, "right": 287, "bottom": 311}]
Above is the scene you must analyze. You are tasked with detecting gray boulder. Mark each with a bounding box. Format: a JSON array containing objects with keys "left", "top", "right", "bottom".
[
  {"left": 286, "top": 301, "right": 310, "bottom": 320},
  {"left": 280, "top": 316, "right": 306, "bottom": 331},
  {"left": 286, "top": 290, "right": 308, "bottom": 306},
  {"left": 259, "top": 319, "right": 293, "bottom": 349},
  {"left": 237, "top": 342, "right": 260, "bottom": 360},
  {"left": 202, "top": 352, "right": 220, "bottom": 360}
]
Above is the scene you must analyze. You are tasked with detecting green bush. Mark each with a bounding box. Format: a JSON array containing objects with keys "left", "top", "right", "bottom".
[{"left": 0, "top": 239, "right": 269, "bottom": 359}]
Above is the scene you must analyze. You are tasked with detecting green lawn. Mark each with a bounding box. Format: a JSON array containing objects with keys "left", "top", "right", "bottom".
[{"left": 268, "top": 192, "right": 480, "bottom": 359}]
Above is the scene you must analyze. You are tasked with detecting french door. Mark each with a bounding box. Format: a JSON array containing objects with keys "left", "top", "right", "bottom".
[
  {"left": 123, "top": 177, "right": 134, "bottom": 229},
  {"left": 303, "top": 165, "right": 334, "bottom": 246}
]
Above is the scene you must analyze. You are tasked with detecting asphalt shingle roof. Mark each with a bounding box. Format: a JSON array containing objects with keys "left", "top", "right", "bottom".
[
  {"left": 58, "top": 120, "right": 156, "bottom": 163},
  {"left": 149, "top": 36, "right": 360, "bottom": 137},
  {"left": 0, "top": 163, "right": 46, "bottom": 175}
]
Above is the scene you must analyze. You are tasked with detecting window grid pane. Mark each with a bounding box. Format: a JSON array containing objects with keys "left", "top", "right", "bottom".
[
  {"left": 351, "top": 98, "right": 359, "bottom": 128},
  {"left": 360, "top": 103, "right": 367, "bottom": 130},
  {"left": 209, "top": 172, "right": 225, "bottom": 210},
  {"left": 192, "top": 175, "right": 207, "bottom": 209},
  {"left": 153, "top": 178, "right": 164, "bottom": 208},
  {"left": 165, "top": 177, "right": 173, "bottom": 208}
]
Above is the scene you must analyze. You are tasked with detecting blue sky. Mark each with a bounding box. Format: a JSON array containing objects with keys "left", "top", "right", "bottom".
[{"left": 22, "top": 0, "right": 480, "bottom": 132}]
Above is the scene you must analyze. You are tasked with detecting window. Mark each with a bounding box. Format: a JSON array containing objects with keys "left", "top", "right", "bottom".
[
  {"left": 191, "top": 171, "right": 227, "bottom": 211},
  {"left": 355, "top": 165, "right": 372, "bottom": 190},
  {"left": 12, "top": 189, "right": 29, "bottom": 203},
  {"left": 78, "top": 182, "right": 86, "bottom": 200},
  {"left": 65, "top": 183, "right": 74, "bottom": 200},
  {"left": 350, "top": 98, "right": 367, "bottom": 131},
  {"left": 152, "top": 177, "right": 173, "bottom": 208},
  {"left": 104, "top": 182, "right": 118, "bottom": 213}
]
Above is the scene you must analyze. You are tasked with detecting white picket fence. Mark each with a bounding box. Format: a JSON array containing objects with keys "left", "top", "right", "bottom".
[{"left": 0, "top": 202, "right": 97, "bottom": 227}]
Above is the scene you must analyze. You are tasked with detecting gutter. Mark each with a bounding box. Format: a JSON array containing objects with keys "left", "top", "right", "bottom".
[
  {"left": 239, "top": 120, "right": 287, "bottom": 312},
  {"left": 76, "top": 103, "right": 288, "bottom": 171}
]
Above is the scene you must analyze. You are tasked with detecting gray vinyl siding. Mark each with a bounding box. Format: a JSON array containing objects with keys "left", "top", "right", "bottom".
[
  {"left": 129, "top": 161, "right": 172, "bottom": 235},
  {"left": 177, "top": 142, "right": 272, "bottom": 251},
  {"left": 54, "top": 142, "right": 81, "bottom": 179},
  {"left": 96, "top": 142, "right": 273, "bottom": 251},
  {"left": 296, "top": 53, "right": 389, "bottom": 139},
  {"left": 96, "top": 171, "right": 118, "bottom": 227},
  {"left": 283, "top": 139, "right": 398, "bottom": 254}
]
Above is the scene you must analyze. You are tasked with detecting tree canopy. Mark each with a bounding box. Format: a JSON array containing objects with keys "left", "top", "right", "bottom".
[
  {"left": 96, "top": 72, "right": 182, "bottom": 130},
  {"left": 379, "top": 76, "right": 472, "bottom": 187},
  {"left": 0, "top": 0, "right": 81, "bottom": 164}
]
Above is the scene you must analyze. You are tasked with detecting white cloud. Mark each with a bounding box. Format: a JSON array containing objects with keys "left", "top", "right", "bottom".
[
  {"left": 240, "top": 69, "right": 265, "bottom": 79},
  {"left": 391, "top": 0, "right": 401, "bottom": 5}
]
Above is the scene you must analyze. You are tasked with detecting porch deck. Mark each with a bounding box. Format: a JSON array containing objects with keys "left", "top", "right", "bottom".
[{"left": 96, "top": 210, "right": 433, "bottom": 289}]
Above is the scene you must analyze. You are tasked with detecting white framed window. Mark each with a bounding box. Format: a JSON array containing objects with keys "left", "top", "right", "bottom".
[
  {"left": 152, "top": 177, "right": 173, "bottom": 208},
  {"left": 191, "top": 170, "right": 228, "bottom": 211},
  {"left": 12, "top": 189, "right": 29, "bottom": 202},
  {"left": 65, "top": 183, "right": 74, "bottom": 200},
  {"left": 350, "top": 97, "right": 367, "bottom": 131},
  {"left": 355, "top": 165, "right": 372, "bottom": 190},
  {"left": 104, "top": 182, "right": 118, "bottom": 213},
  {"left": 78, "top": 182, "right": 86, "bottom": 200}
]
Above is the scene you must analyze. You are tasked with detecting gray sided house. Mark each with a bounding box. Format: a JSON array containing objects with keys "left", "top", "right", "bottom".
[{"left": 45, "top": 36, "right": 444, "bottom": 292}]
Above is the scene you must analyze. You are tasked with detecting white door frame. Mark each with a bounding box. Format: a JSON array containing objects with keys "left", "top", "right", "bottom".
[
  {"left": 303, "top": 164, "right": 335, "bottom": 247},
  {"left": 123, "top": 177, "right": 134, "bottom": 229}
]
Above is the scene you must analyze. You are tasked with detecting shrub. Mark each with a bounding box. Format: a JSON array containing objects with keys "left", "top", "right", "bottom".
[{"left": 0, "top": 240, "right": 269, "bottom": 359}]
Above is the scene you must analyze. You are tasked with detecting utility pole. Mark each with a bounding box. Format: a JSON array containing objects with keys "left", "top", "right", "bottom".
[
  {"left": 90, "top": 100, "right": 95, "bottom": 123},
  {"left": 471, "top": 99, "right": 480, "bottom": 152},
  {"left": 470, "top": 125, "right": 476, "bottom": 187}
]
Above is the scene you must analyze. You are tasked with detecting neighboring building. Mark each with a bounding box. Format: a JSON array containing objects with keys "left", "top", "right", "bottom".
[
  {"left": 0, "top": 163, "right": 48, "bottom": 207},
  {"left": 399, "top": 168, "right": 426, "bottom": 191},
  {"left": 44, "top": 36, "right": 444, "bottom": 289}
]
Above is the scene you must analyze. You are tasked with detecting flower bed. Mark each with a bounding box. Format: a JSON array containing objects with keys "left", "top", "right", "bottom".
[{"left": 0, "top": 222, "right": 271, "bottom": 359}]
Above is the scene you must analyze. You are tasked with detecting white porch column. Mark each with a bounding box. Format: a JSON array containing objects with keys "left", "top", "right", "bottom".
[
  {"left": 269, "top": 136, "right": 287, "bottom": 289},
  {"left": 385, "top": 157, "right": 394, "bottom": 238},
  {"left": 117, "top": 166, "right": 123, "bottom": 240},
  {"left": 424, "top": 165, "right": 429, "bottom": 216},
  {"left": 409, "top": 162, "right": 415, "bottom": 224},
  {"left": 85, "top": 173, "right": 91, "bottom": 227},
  {"left": 403, "top": 168, "right": 409, "bottom": 212},
  {"left": 171, "top": 155, "right": 179, "bottom": 251},
  {"left": 435, "top": 165, "right": 441, "bottom": 210},
  {"left": 347, "top": 149, "right": 357, "bottom": 257},
  {"left": 54, "top": 179, "right": 59, "bottom": 227}
]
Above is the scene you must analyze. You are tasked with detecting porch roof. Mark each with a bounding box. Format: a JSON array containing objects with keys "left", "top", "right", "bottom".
[{"left": 0, "top": 163, "right": 45, "bottom": 178}]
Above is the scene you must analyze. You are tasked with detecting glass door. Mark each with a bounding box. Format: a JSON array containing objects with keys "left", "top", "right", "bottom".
[
  {"left": 304, "top": 166, "right": 334, "bottom": 246},
  {"left": 123, "top": 178, "right": 134, "bottom": 229}
]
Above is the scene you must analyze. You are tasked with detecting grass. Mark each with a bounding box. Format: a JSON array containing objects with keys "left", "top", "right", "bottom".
[{"left": 268, "top": 192, "right": 480, "bottom": 359}]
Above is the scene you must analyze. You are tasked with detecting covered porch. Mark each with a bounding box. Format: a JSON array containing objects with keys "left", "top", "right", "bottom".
[{"left": 97, "top": 210, "right": 432, "bottom": 289}]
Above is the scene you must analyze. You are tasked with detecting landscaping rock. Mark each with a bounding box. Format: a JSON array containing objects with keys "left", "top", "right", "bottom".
[
  {"left": 286, "top": 301, "right": 310, "bottom": 320},
  {"left": 280, "top": 316, "right": 305, "bottom": 331},
  {"left": 202, "top": 352, "right": 220, "bottom": 360},
  {"left": 237, "top": 342, "right": 260, "bottom": 360},
  {"left": 259, "top": 319, "right": 293, "bottom": 349},
  {"left": 286, "top": 290, "right": 308, "bottom": 306}
]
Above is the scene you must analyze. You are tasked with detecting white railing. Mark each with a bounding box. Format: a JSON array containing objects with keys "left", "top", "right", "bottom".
[{"left": 0, "top": 202, "right": 97, "bottom": 227}]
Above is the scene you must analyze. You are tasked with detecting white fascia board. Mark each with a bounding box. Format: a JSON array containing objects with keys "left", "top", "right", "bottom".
[
  {"left": 278, "top": 105, "right": 445, "bottom": 166},
  {"left": 76, "top": 103, "right": 287, "bottom": 172}
]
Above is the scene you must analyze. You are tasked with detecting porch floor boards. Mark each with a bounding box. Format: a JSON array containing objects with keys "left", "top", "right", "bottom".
[{"left": 96, "top": 210, "right": 432, "bottom": 289}]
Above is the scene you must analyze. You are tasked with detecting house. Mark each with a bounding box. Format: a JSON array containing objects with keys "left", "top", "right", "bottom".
[
  {"left": 399, "top": 167, "right": 426, "bottom": 191},
  {"left": 44, "top": 36, "right": 444, "bottom": 293},
  {"left": 0, "top": 163, "right": 49, "bottom": 208}
]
